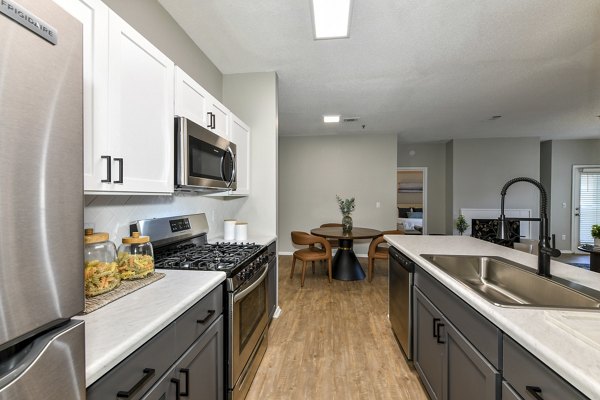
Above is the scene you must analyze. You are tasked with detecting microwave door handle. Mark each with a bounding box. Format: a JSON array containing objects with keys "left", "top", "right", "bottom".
[{"left": 227, "top": 147, "right": 236, "bottom": 188}]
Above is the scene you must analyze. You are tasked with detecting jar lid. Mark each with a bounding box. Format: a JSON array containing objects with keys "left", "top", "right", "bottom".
[
  {"left": 122, "top": 231, "right": 150, "bottom": 244},
  {"left": 84, "top": 228, "right": 109, "bottom": 244},
  {"left": 235, "top": 222, "right": 247, "bottom": 225}
]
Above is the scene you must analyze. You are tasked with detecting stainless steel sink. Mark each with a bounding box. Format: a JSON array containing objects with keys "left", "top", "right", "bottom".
[{"left": 420, "top": 254, "right": 600, "bottom": 310}]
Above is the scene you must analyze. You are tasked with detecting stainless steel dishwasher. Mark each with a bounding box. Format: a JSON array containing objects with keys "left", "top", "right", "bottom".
[{"left": 389, "top": 246, "right": 416, "bottom": 360}]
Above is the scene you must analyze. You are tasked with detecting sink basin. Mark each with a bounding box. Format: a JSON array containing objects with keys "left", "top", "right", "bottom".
[{"left": 420, "top": 254, "right": 600, "bottom": 310}]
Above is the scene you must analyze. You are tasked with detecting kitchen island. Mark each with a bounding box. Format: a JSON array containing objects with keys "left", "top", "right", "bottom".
[{"left": 385, "top": 235, "right": 600, "bottom": 399}]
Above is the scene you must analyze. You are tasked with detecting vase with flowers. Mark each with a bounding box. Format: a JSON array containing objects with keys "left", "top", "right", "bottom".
[
  {"left": 336, "top": 195, "right": 356, "bottom": 233},
  {"left": 592, "top": 224, "right": 600, "bottom": 247}
]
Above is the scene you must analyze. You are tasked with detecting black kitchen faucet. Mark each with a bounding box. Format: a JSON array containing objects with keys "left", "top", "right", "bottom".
[{"left": 497, "top": 177, "right": 561, "bottom": 277}]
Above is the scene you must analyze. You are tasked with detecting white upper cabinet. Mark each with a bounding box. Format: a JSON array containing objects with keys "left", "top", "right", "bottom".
[
  {"left": 106, "top": 12, "right": 174, "bottom": 193},
  {"left": 207, "top": 98, "right": 231, "bottom": 139},
  {"left": 53, "top": 0, "right": 109, "bottom": 192},
  {"left": 175, "top": 66, "right": 231, "bottom": 140},
  {"left": 55, "top": 0, "right": 174, "bottom": 194},
  {"left": 174, "top": 67, "right": 210, "bottom": 128},
  {"left": 230, "top": 115, "right": 250, "bottom": 196}
]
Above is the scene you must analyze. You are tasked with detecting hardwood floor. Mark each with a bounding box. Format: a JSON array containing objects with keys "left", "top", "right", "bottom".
[{"left": 246, "top": 256, "right": 428, "bottom": 400}]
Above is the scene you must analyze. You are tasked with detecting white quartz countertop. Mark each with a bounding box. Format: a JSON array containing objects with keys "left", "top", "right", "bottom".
[
  {"left": 384, "top": 235, "right": 600, "bottom": 399},
  {"left": 74, "top": 270, "right": 226, "bottom": 387},
  {"left": 208, "top": 234, "right": 277, "bottom": 246}
]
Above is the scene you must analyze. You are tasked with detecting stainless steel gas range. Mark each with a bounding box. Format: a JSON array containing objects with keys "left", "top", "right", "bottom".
[{"left": 132, "top": 213, "right": 270, "bottom": 400}]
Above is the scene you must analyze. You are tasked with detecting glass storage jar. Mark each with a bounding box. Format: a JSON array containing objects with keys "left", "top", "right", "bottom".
[
  {"left": 117, "top": 232, "right": 154, "bottom": 280},
  {"left": 84, "top": 228, "right": 120, "bottom": 297}
]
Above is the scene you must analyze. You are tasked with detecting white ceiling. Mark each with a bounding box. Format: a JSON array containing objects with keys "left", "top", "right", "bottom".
[{"left": 159, "top": 0, "right": 600, "bottom": 143}]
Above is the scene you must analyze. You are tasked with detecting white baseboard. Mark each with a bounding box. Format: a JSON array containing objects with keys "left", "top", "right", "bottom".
[{"left": 273, "top": 306, "right": 282, "bottom": 319}]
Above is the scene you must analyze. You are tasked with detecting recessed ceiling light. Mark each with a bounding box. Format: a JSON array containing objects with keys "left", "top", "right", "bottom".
[
  {"left": 323, "top": 115, "right": 340, "bottom": 123},
  {"left": 311, "top": 0, "right": 352, "bottom": 40}
]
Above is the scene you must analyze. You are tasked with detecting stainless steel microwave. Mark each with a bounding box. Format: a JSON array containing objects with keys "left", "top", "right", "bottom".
[{"left": 175, "top": 116, "right": 237, "bottom": 192}]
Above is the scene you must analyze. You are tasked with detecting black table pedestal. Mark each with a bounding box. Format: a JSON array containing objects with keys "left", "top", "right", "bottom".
[{"left": 332, "top": 239, "right": 366, "bottom": 281}]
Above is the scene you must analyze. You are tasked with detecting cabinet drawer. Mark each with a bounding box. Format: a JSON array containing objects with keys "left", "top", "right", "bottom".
[
  {"left": 503, "top": 335, "right": 588, "bottom": 400},
  {"left": 87, "top": 323, "right": 176, "bottom": 400},
  {"left": 175, "top": 285, "right": 223, "bottom": 356},
  {"left": 415, "top": 266, "right": 501, "bottom": 368}
]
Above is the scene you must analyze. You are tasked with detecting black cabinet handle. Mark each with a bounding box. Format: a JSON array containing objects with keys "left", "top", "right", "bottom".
[
  {"left": 211, "top": 113, "right": 216, "bottom": 129},
  {"left": 526, "top": 386, "right": 544, "bottom": 400},
  {"left": 113, "top": 157, "right": 123, "bottom": 184},
  {"left": 436, "top": 322, "right": 445, "bottom": 344},
  {"left": 180, "top": 368, "right": 190, "bottom": 397},
  {"left": 171, "top": 378, "right": 181, "bottom": 400},
  {"left": 433, "top": 318, "right": 440, "bottom": 337},
  {"left": 207, "top": 112, "right": 214, "bottom": 129},
  {"left": 116, "top": 368, "right": 155, "bottom": 398},
  {"left": 101, "top": 155, "right": 111, "bottom": 183},
  {"left": 197, "top": 309, "right": 215, "bottom": 324}
]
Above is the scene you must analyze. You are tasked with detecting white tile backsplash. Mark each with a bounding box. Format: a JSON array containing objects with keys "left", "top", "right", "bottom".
[{"left": 84, "top": 192, "right": 243, "bottom": 244}]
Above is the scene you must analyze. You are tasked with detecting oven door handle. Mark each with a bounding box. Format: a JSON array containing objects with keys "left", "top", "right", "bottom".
[{"left": 234, "top": 264, "right": 268, "bottom": 303}]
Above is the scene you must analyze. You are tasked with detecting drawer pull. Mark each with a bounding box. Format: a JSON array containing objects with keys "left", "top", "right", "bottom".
[
  {"left": 116, "top": 367, "right": 155, "bottom": 398},
  {"left": 171, "top": 378, "right": 181, "bottom": 400},
  {"left": 180, "top": 368, "right": 190, "bottom": 397},
  {"left": 197, "top": 309, "right": 216, "bottom": 324},
  {"left": 526, "top": 386, "right": 544, "bottom": 400},
  {"left": 433, "top": 318, "right": 440, "bottom": 337}
]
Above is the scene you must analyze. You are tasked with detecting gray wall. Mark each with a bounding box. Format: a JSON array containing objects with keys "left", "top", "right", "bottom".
[
  {"left": 546, "top": 139, "right": 600, "bottom": 250},
  {"left": 450, "top": 138, "right": 541, "bottom": 237},
  {"left": 223, "top": 73, "right": 279, "bottom": 236},
  {"left": 278, "top": 135, "right": 397, "bottom": 255},
  {"left": 103, "top": 0, "right": 223, "bottom": 99},
  {"left": 397, "top": 142, "right": 447, "bottom": 234}
]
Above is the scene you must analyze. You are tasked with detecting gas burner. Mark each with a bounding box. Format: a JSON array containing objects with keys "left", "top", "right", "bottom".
[{"left": 154, "top": 241, "right": 263, "bottom": 275}]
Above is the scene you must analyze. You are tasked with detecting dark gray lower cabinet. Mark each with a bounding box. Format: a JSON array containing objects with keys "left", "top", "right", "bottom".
[
  {"left": 503, "top": 335, "right": 588, "bottom": 400},
  {"left": 414, "top": 288, "right": 444, "bottom": 400},
  {"left": 414, "top": 288, "right": 500, "bottom": 400},
  {"left": 142, "top": 316, "right": 224, "bottom": 400},
  {"left": 267, "top": 241, "right": 277, "bottom": 322}
]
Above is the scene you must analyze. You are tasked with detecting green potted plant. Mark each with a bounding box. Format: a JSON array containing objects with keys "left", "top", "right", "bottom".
[
  {"left": 336, "top": 195, "right": 355, "bottom": 232},
  {"left": 592, "top": 224, "right": 600, "bottom": 247},
  {"left": 455, "top": 214, "right": 469, "bottom": 236}
]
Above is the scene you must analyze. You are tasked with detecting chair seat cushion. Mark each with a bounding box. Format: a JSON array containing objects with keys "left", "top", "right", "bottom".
[{"left": 294, "top": 247, "right": 327, "bottom": 261}]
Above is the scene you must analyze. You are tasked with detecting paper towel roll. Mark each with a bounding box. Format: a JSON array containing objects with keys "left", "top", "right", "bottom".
[
  {"left": 224, "top": 219, "right": 236, "bottom": 241},
  {"left": 235, "top": 222, "right": 248, "bottom": 241}
]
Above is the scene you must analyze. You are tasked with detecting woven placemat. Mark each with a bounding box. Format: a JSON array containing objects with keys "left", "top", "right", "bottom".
[{"left": 82, "top": 272, "right": 166, "bottom": 314}]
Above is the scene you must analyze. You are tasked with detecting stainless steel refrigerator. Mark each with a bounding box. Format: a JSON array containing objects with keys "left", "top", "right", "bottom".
[{"left": 0, "top": 0, "right": 85, "bottom": 398}]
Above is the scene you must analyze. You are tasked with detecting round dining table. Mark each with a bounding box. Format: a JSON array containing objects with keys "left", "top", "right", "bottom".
[
  {"left": 577, "top": 244, "right": 600, "bottom": 273},
  {"left": 310, "top": 226, "right": 382, "bottom": 281}
]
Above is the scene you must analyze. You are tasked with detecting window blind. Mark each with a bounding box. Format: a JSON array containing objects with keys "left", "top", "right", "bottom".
[{"left": 579, "top": 169, "right": 600, "bottom": 245}]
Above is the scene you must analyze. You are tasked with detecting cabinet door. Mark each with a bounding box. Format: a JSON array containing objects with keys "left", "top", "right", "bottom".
[
  {"left": 172, "top": 316, "right": 224, "bottom": 400},
  {"left": 414, "top": 288, "right": 444, "bottom": 400},
  {"left": 229, "top": 114, "right": 250, "bottom": 196},
  {"left": 107, "top": 11, "right": 174, "bottom": 193},
  {"left": 53, "top": 0, "right": 110, "bottom": 192},
  {"left": 207, "top": 97, "right": 230, "bottom": 139},
  {"left": 174, "top": 67, "right": 210, "bottom": 128},
  {"left": 444, "top": 320, "right": 500, "bottom": 400}
]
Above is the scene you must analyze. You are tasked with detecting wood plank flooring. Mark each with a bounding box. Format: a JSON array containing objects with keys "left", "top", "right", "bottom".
[{"left": 246, "top": 256, "right": 428, "bottom": 400}]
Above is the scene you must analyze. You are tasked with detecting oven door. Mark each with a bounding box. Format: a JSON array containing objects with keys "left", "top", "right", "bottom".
[
  {"left": 175, "top": 116, "right": 236, "bottom": 190},
  {"left": 231, "top": 263, "right": 269, "bottom": 386}
]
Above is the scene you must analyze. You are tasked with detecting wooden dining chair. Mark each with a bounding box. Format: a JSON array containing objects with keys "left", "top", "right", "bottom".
[
  {"left": 290, "top": 231, "right": 332, "bottom": 287},
  {"left": 319, "top": 223, "right": 343, "bottom": 249},
  {"left": 367, "top": 230, "right": 404, "bottom": 282}
]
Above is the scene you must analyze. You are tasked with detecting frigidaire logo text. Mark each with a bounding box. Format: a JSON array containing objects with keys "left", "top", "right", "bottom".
[{"left": 0, "top": 0, "right": 57, "bottom": 45}]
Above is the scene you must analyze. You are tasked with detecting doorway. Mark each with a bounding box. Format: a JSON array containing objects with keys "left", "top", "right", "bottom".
[
  {"left": 396, "top": 167, "right": 427, "bottom": 235},
  {"left": 571, "top": 165, "right": 600, "bottom": 251}
]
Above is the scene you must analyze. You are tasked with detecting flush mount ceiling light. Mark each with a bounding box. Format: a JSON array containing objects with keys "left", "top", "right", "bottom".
[
  {"left": 323, "top": 115, "right": 340, "bottom": 123},
  {"left": 311, "top": 0, "right": 353, "bottom": 40}
]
